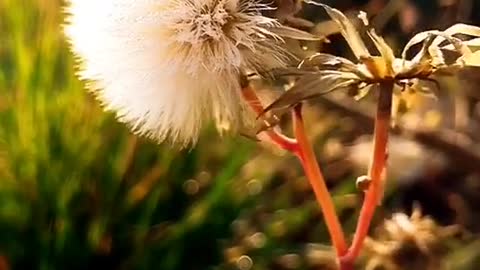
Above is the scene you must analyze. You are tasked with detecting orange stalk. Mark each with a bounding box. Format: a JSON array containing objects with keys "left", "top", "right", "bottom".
[
  {"left": 241, "top": 86, "right": 299, "bottom": 153},
  {"left": 293, "top": 105, "right": 348, "bottom": 258},
  {"left": 341, "top": 83, "right": 393, "bottom": 264},
  {"left": 242, "top": 86, "right": 349, "bottom": 268}
]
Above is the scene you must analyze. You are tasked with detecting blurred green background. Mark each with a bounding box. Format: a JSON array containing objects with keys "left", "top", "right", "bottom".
[{"left": 2, "top": 0, "right": 480, "bottom": 269}]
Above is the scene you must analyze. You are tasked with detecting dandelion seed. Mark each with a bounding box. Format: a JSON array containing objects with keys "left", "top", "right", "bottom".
[{"left": 64, "top": 0, "right": 316, "bottom": 146}]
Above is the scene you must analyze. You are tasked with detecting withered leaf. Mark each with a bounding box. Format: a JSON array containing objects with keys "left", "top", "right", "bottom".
[
  {"left": 304, "top": 0, "right": 371, "bottom": 60},
  {"left": 300, "top": 53, "right": 372, "bottom": 80},
  {"left": 431, "top": 33, "right": 471, "bottom": 56},
  {"left": 261, "top": 72, "right": 359, "bottom": 114},
  {"left": 402, "top": 31, "right": 439, "bottom": 60},
  {"left": 266, "top": 3, "right": 480, "bottom": 122},
  {"left": 403, "top": 30, "right": 470, "bottom": 62},
  {"left": 442, "top": 37, "right": 480, "bottom": 51},
  {"left": 299, "top": 53, "right": 358, "bottom": 71},
  {"left": 399, "top": 34, "right": 445, "bottom": 77},
  {"left": 438, "top": 23, "right": 480, "bottom": 40}
]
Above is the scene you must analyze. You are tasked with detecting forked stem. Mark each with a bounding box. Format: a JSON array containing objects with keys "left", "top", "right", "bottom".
[
  {"left": 241, "top": 87, "right": 349, "bottom": 268},
  {"left": 341, "top": 83, "right": 393, "bottom": 264},
  {"left": 241, "top": 86, "right": 299, "bottom": 153}
]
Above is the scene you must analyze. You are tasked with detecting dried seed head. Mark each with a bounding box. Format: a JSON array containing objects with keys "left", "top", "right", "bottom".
[
  {"left": 363, "top": 207, "right": 459, "bottom": 270},
  {"left": 64, "top": 0, "right": 295, "bottom": 146},
  {"left": 262, "top": 4, "right": 480, "bottom": 118}
]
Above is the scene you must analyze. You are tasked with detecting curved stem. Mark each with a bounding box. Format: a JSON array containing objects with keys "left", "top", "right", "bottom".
[
  {"left": 293, "top": 105, "right": 348, "bottom": 258},
  {"left": 341, "top": 83, "right": 393, "bottom": 264},
  {"left": 241, "top": 86, "right": 299, "bottom": 153},
  {"left": 242, "top": 86, "right": 349, "bottom": 268}
]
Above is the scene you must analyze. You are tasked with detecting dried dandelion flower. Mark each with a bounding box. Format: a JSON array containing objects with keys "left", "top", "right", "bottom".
[
  {"left": 261, "top": 3, "right": 480, "bottom": 115},
  {"left": 363, "top": 207, "right": 458, "bottom": 270},
  {"left": 64, "top": 0, "right": 316, "bottom": 146}
]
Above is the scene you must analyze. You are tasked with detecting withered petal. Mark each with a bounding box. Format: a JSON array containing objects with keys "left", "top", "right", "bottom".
[
  {"left": 366, "top": 29, "right": 396, "bottom": 77},
  {"left": 304, "top": 0, "right": 371, "bottom": 60},
  {"left": 437, "top": 23, "right": 480, "bottom": 40}
]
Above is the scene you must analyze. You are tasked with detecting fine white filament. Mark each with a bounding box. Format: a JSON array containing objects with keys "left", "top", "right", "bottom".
[{"left": 65, "top": 0, "right": 290, "bottom": 146}]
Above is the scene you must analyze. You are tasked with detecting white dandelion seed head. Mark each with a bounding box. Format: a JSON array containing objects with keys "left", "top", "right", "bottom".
[{"left": 64, "top": 0, "right": 290, "bottom": 146}]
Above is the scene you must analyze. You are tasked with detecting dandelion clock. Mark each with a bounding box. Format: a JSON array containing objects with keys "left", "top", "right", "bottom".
[{"left": 65, "top": 0, "right": 316, "bottom": 146}]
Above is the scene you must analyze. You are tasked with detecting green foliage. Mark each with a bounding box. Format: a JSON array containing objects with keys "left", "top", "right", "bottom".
[
  {"left": 0, "top": 0, "right": 256, "bottom": 269},
  {"left": 2, "top": 1, "right": 479, "bottom": 270}
]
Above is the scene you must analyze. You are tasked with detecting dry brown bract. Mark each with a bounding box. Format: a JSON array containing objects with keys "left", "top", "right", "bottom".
[
  {"left": 261, "top": 2, "right": 480, "bottom": 117},
  {"left": 363, "top": 207, "right": 458, "bottom": 270}
]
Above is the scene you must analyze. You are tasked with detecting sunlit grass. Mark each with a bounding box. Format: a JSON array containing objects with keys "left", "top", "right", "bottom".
[
  {"left": 0, "top": 0, "right": 258, "bottom": 269},
  {"left": 2, "top": 1, "right": 479, "bottom": 269}
]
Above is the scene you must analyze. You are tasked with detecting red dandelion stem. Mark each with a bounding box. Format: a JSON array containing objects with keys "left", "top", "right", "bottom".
[
  {"left": 341, "top": 82, "right": 393, "bottom": 265},
  {"left": 242, "top": 86, "right": 349, "bottom": 267}
]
